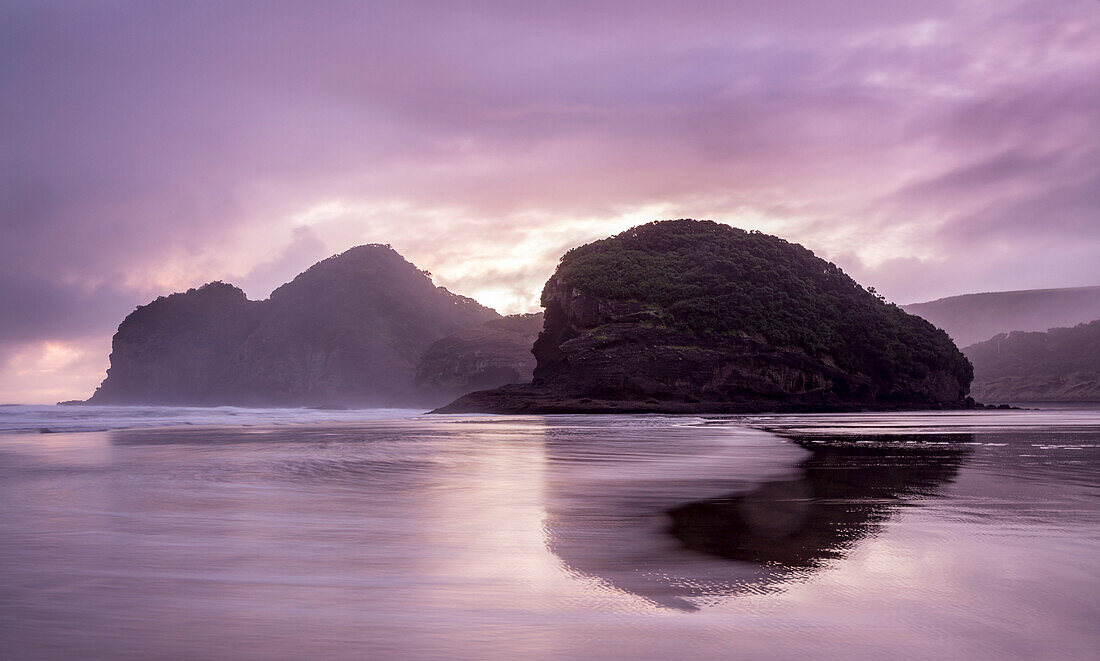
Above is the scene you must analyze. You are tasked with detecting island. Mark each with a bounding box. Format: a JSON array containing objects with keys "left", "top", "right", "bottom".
[{"left": 437, "top": 219, "right": 974, "bottom": 413}]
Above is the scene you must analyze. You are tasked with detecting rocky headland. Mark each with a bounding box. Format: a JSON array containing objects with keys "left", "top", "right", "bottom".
[
  {"left": 88, "top": 245, "right": 500, "bottom": 406},
  {"left": 437, "top": 220, "right": 974, "bottom": 413},
  {"left": 964, "top": 319, "right": 1100, "bottom": 403}
]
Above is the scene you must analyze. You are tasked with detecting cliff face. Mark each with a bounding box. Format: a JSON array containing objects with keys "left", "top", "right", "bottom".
[
  {"left": 88, "top": 245, "right": 500, "bottom": 406},
  {"left": 88, "top": 282, "right": 264, "bottom": 404},
  {"left": 530, "top": 282, "right": 962, "bottom": 407},
  {"left": 438, "top": 220, "right": 972, "bottom": 413},
  {"left": 413, "top": 313, "right": 542, "bottom": 403},
  {"left": 964, "top": 320, "right": 1100, "bottom": 402}
]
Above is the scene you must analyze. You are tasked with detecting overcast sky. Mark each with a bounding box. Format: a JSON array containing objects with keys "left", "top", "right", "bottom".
[{"left": 2, "top": 0, "right": 1098, "bottom": 403}]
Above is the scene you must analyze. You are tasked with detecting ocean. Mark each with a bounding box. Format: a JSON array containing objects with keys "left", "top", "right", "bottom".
[{"left": 1, "top": 405, "right": 1097, "bottom": 660}]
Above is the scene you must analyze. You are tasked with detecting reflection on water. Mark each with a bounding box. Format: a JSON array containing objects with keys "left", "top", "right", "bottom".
[
  {"left": 544, "top": 432, "right": 970, "bottom": 610},
  {"left": 669, "top": 436, "right": 969, "bottom": 568},
  {"left": 0, "top": 410, "right": 1098, "bottom": 660}
]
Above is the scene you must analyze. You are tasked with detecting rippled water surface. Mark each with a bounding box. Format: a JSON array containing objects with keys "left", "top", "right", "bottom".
[{"left": 1, "top": 406, "right": 1097, "bottom": 660}]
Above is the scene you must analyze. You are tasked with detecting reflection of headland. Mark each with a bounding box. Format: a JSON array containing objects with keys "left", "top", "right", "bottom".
[
  {"left": 670, "top": 435, "right": 969, "bottom": 568},
  {"left": 544, "top": 432, "right": 971, "bottom": 611}
]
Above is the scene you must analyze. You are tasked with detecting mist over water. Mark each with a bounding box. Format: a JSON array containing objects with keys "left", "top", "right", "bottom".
[
  {"left": 1, "top": 409, "right": 1097, "bottom": 660},
  {"left": 0, "top": 404, "right": 423, "bottom": 434}
]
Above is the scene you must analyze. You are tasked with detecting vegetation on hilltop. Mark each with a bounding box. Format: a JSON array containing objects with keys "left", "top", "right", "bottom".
[
  {"left": 965, "top": 320, "right": 1100, "bottom": 402},
  {"left": 966, "top": 319, "right": 1100, "bottom": 379},
  {"left": 550, "top": 219, "right": 972, "bottom": 386}
]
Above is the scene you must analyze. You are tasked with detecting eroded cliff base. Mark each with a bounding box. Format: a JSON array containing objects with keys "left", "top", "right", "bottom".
[{"left": 433, "top": 384, "right": 988, "bottom": 414}]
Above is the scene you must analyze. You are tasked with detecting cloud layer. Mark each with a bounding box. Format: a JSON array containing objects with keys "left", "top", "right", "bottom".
[{"left": 2, "top": 0, "right": 1098, "bottom": 402}]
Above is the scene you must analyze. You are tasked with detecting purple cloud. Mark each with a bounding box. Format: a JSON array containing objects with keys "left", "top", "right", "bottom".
[{"left": 2, "top": 0, "right": 1098, "bottom": 401}]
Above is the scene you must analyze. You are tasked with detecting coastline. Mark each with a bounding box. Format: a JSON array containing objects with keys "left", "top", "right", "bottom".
[{"left": 430, "top": 384, "right": 1014, "bottom": 415}]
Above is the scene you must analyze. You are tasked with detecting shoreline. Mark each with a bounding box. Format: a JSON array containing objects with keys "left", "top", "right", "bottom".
[{"left": 430, "top": 384, "right": 1018, "bottom": 415}]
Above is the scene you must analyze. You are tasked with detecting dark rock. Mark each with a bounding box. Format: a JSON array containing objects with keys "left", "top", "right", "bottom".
[
  {"left": 667, "top": 435, "right": 969, "bottom": 568},
  {"left": 437, "top": 220, "right": 973, "bottom": 414},
  {"left": 88, "top": 245, "right": 500, "bottom": 406},
  {"left": 88, "top": 282, "right": 263, "bottom": 405},
  {"left": 413, "top": 313, "right": 542, "bottom": 404}
]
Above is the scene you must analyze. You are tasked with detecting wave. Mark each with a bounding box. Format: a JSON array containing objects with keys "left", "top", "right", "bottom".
[{"left": 0, "top": 404, "right": 426, "bottom": 433}]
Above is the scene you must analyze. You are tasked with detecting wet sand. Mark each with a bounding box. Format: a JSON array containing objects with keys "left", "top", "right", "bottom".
[{"left": 1, "top": 408, "right": 1097, "bottom": 660}]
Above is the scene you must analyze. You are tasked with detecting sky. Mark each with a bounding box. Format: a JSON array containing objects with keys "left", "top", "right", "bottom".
[{"left": 2, "top": 0, "right": 1098, "bottom": 403}]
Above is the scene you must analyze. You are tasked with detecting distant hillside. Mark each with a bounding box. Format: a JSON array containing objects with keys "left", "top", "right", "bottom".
[
  {"left": 964, "top": 320, "right": 1100, "bottom": 402},
  {"left": 902, "top": 286, "right": 1100, "bottom": 347},
  {"left": 88, "top": 245, "right": 500, "bottom": 406}
]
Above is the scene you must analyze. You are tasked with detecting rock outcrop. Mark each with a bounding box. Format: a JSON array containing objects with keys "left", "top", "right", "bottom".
[
  {"left": 964, "top": 319, "right": 1100, "bottom": 402},
  {"left": 87, "top": 282, "right": 264, "bottom": 405},
  {"left": 437, "top": 220, "right": 973, "bottom": 413},
  {"left": 88, "top": 245, "right": 500, "bottom": 406},
  {"left": 413, "top": 313, "right": 542, "bottom": 404}
]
